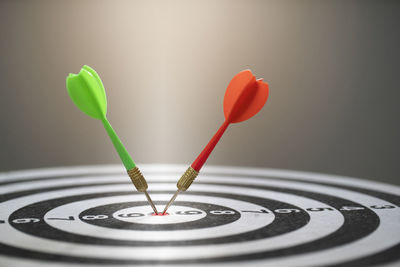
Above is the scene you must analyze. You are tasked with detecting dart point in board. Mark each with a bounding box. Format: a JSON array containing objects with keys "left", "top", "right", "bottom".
[
  {"left": 163, "top": 70, "right": 269, "bottom": 214},
  {"left": 66, "top": 65, "right": 158, "bottom": 214}
]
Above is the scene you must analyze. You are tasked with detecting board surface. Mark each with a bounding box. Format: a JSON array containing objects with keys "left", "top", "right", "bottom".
[{"left": 0, "top": 165, "right": 399, "bottom": 266}]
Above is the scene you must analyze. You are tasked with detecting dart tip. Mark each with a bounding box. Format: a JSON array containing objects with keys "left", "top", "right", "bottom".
[
  {"left": 144, "top": 190, "right": 158, "bottom": 214},
  {"left": 162, "top": 190, "right": 181, "bottom": 214}
]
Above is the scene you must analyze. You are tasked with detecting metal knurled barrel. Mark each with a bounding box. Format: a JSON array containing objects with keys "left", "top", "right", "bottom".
[
  {"left": 127, "top": 167, "right": 148, "bottom": 192},
  {"left": 177, "top": 167, "right": 198, "bottom": 191}
]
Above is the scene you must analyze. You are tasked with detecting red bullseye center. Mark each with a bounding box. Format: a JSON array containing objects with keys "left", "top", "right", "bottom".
[{"left": 151, "top": 212, "right": 169, "bottom": 216}]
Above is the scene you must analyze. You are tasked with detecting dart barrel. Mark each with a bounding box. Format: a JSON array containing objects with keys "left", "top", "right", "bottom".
[
  {"left": 127, "top": 167, "right": 148, "bottom": 192},
  {"left": 177, "top": 167, "right": 199, "bottom": 191}
]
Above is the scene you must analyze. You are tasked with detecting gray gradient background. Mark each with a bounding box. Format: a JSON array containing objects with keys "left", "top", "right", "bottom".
[{"left": 0, "top": 0, "right": 399, "bottom": 185}]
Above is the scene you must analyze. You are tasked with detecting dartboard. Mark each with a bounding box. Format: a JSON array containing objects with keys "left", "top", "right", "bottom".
[{"left": 0, "top": 165, "right": 399, "bottom": 266}]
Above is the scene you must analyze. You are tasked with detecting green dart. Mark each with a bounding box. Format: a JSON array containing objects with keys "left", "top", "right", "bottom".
[{"left": 66, "top": 65, "right": 158, "bottom": 214}]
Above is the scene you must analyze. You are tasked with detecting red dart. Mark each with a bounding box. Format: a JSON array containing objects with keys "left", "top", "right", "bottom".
[{"left": 163, "top": 70, "right": 269, "bottom": 214}]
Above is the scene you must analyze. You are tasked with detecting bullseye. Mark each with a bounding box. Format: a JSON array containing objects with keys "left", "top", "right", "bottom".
[{"left": 152, "top": 212, "right": 169, "bottom": 216}]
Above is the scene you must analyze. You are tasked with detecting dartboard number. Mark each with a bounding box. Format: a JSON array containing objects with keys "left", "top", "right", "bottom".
[
  {"left": 118, "top": 213, "right": 145, "bottom": 218},
  {"left": 47, "top": 216, "right": 75, "bottom": 221},
  {"left": 339, "top": 205, "right": 397, "bottom": 211},
  {"left": 82, "top": 215, "right": 108, "bottom": 220},
  {"left": 209, "top": 210, "right": 236, "bottom": 215},
  {"left": 241, "top": 209, "right": 269, "bottom": 214},
  {"left": 306, "top": 207, "right": 334, "bottom": 212},
  {"left": 0, "top": 220, "right": 5, "bottom": 224},
  {"left": 12, "top": 218, "right": 40, "bottom": 224},
  {"left": 340, "top": 206, "right": 365, "bottom": 211},
  {"left": 274, "top": 209, "right": 301, "bottom": 213},
  {"left": 176, "top": 210, "right": 203, "bottom": 215},
  {"left": 370, "top": 205, "right": 396, "bottom": 209}
]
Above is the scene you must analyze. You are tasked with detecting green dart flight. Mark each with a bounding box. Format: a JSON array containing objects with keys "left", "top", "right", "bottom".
[{"left": 66, "top": 65, "right": 158, "bottom": 214}]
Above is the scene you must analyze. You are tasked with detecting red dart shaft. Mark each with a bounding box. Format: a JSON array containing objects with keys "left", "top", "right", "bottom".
[{"left": 191, "top": 120, "right": 230, "bottom": 172}]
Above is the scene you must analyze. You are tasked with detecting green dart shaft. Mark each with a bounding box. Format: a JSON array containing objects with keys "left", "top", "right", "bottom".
[
  {"left": 101, "top": 117, "right": 156, "bottom": 213},
  {"left": 66, "top": 65, "right": 158, "bottom": 214},
  {"left": 101, "top": 118, "right": 135, "bottom": 170}
]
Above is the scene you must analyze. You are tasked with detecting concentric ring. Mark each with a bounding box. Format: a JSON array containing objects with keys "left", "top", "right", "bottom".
[{"left": 0, "top": 165, "right": 398, "bottom": 266}]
